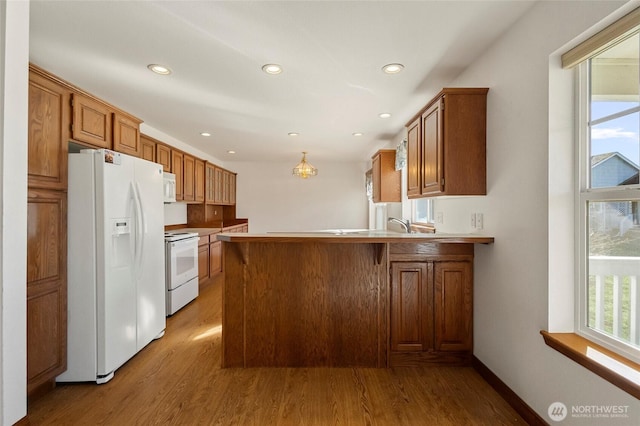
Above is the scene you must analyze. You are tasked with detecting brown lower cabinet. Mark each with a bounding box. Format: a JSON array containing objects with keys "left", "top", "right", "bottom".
[
  {"left": 198, "top": 236, "right": 210, "bottom": 282},
  {"left": 197, "top": 233, "right": 224, "bottom": 285},
  {"left": 390, "top": 262, "right": 432, "bottom": 352},
  {"left": 389, "top": 243, "right": 473, "bottom": 366},
  {"left": 26, "top": 188, "right": 67, "bottom": 397},
  {"left": 195, "top": 226, "right": 248, "bottom": 283},
  {"left": 434, "top": 261, "right": 473, "bottom": 351},
  {"left": 209, "top": 240, "right": 222, "bottom": 276}
]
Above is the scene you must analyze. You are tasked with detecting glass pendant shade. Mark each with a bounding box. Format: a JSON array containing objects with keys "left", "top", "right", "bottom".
[{"left": 292, "top": 152, "right": 318, "bottom": 179}]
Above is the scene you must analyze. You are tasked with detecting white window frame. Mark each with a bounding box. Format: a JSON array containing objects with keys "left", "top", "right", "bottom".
[
  {"left": 411, "top": 198, "right": 434, "bottom": 225},
  {"left": 576, "top": 59, "right": 640, "bottom": 363}
]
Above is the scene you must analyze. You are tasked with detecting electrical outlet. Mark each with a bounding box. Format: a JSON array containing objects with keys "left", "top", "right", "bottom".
[
  {"left": 476, "top": 213, "right": 483, "bottom": 230},
  {"left": 436, "top": 212, "right": 443, "bottom": 224},
  {"left": 471, "top": 213, "right": 476, "bottom": 228}
]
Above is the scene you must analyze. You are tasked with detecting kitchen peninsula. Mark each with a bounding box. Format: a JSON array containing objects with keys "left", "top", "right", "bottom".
[{"left": 217, "top": 231, "right": 493, "bottom": 368}]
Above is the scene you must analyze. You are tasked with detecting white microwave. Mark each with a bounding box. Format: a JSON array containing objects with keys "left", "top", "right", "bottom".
[{"left": 163, "top": 172, "right": 176, "bottom": 203}]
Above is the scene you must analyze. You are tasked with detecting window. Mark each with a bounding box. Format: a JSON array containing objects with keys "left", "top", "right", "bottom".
[
  {"left": 411, "top": 198, "right": 434, "bottom": 225},
  {"left": 577, "top": 31, "right": 640, "bottom": 362}
]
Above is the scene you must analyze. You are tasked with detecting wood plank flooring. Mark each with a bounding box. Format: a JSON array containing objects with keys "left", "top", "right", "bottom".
[{"left": 27, "top": 276, "right": 527, "bottom": 425}]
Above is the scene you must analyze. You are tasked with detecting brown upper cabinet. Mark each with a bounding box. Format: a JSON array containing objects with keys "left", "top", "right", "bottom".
[
  {"left": 222, "top": 170, "right": 231, "bottom": 205},
  {"left": 213, "top": 167, "right": 224, "bottom": 204},
  {"left": 206, "top": 165, "right": 236, "bottom": 206},
  {"left": 406, "top": 88, "right": 488, "bottom": 198},
  {"left": 140, "top": 134, "right": 156, "bottom": 163},
  {"left": 150, "top": 144, "right": 237, "bottom": 207},
  {"left": 183, "top": 153, "right": 196, "bottom": 202},
  {"left": 229, "top": 172, "right": 236, "bottom": 205},
  {"left": 172, "top": 150, "right": 184, "bottom": 201},
  {"left": 205, "top": 162, "right": 216, "bottom": 204},
  {"left": 28, "top": 68, "right": 70, "bottom": 190},
  {"left": 221, "top": 168, "right": 236, "bottom": 205},
  {"left": 113, "top": 112, "right": 142, "bottom": 157},
  {"left": 156, "top": 143, "right": 172, "bottom": 172},
  {"left": 71, "top": 93, "right": 112, "bottom": 149},
  {"left": 195, "top": 159, "right": 205, "bottom": 203},
  {"left": 371, "top": 149, "right": 401, "bottom": 203},
  {"left": 71, "top": 91, "right": 142, "bottom": 155},
  {"left": 406, "top": 117, "right": 421, "bottom": 198},
  {"left": 182, "top": 154, "right": 205, "bottom": 204}
]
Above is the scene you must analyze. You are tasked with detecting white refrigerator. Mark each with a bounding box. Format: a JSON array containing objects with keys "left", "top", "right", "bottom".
[{"left": 58, "top": 149, "right": 166, "bottom": 384}]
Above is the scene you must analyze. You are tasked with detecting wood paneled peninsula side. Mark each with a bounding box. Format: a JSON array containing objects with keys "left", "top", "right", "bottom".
[{"left": 217, "top": 231, "right": 493, "bottom": 368}]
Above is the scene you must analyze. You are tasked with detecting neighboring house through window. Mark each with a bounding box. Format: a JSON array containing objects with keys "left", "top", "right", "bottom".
[{"left": 576, "top": 28, "right": 640, "bottom": 362}]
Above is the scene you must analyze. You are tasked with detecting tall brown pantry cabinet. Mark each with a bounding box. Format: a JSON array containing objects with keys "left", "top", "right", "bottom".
[{"left": 27, "top": 65, "right": 69, "bottom": 398}]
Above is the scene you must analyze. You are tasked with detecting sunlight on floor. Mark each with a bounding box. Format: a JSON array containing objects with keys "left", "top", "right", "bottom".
[{"left": 193, "top": 324, "right": 222, "bottom": 341}]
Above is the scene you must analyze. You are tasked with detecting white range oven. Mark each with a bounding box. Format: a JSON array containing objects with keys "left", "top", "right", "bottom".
[{"left": 164, "top": 231, "right": 199, "bottom": 316}]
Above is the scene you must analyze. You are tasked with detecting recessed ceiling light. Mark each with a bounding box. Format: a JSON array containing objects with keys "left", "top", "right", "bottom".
[
  {"left": 262, "top": 64, "right": 283, "bottom": 75},
  {"left": 382, "top": 63, "right": 404, "bottom": 74},
  {"left": 352, "top": 132, "right": 364, "bottom": 137},
  {"left": 147, "top": 64, "right": 172, "bottom": 75},
  {"left": 200, "top": 132, "right": 211, "bottom": 137},
  {"left": 378, "top": 113, "right": 392, "bottom": 119},
  {"left": 288, "top": 132, "right": 300, "bottom": 137},
  {"left": 227, "top": 150, "right": 236, "bottom": 154}
]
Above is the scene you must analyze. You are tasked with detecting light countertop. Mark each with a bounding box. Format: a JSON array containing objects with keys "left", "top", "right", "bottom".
[
  {"left": 216, "top": 230, "right": 493, "bottom": 244},
  {"left": 168, "top": 227, "right": 222, "bottom": 236}
]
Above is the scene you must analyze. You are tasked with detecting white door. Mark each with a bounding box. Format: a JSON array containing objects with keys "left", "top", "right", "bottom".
[
  {"left": 133, "top": 157, "right": 166, "bottom": 349},
  {"left": 95, "top": 150, "right": 138, "bottom": 376}
]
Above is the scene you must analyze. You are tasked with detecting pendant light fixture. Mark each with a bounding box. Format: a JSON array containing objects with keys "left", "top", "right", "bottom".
[{"left": 292, "top": 152, "right": 318, "bottom": 179}]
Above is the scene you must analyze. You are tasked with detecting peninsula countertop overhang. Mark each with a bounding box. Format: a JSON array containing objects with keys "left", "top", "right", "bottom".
[{"left": 216, "top": 230, "right": 494, "bottom": 244}]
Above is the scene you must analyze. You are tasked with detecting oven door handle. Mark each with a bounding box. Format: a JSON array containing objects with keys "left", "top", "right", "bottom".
[{"left": 169, "top": 237, "right": 198, "bottom": 249}]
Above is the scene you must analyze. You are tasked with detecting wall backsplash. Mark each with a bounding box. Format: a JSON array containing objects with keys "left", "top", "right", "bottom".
[{"left": 164, "top": 202, "right": 187, "bottom": 226}]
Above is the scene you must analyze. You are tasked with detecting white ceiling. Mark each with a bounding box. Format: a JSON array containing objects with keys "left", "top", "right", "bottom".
[{"left": 29, "top": 0, "right": 536, "bottom": 163}]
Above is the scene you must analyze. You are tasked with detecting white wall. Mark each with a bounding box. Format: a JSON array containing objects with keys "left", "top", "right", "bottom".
[
  {"left": 228, "top": 160, "right": 369, "bottom": 233},
  {"left": 0, "top": 0, "right": 29, "bottom": 424},
  {"left": 431, "top": 1, "right": 640, "bottom": 423},
  {"left": 140, "top": 123, "right": 224, "bottom": 166}
]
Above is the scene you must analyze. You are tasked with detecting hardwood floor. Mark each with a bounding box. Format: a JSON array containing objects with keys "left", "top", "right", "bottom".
[{"left": 27, "top": 276, "right": 527, "bottom": 425}]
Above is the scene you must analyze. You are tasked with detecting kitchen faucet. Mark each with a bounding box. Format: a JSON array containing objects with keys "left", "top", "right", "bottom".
[{"left": 388, "top": 217, "right": 411, "bottom": 233}]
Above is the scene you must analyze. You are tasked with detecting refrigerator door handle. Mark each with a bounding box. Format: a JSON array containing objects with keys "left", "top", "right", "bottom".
[
  {"left": 134, "top": 181, "right": 146, "bottom": 270},
  {"left": 131, "top": 182, "right": 144, "bottom": 279}
]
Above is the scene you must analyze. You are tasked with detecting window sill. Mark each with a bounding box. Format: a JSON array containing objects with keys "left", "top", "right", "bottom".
[
  {"left": 540, "top": 331, "right": 640, "bottom": 399},
  {"left": 410, "top": 223, "right": 436, "bottom": 234}
]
